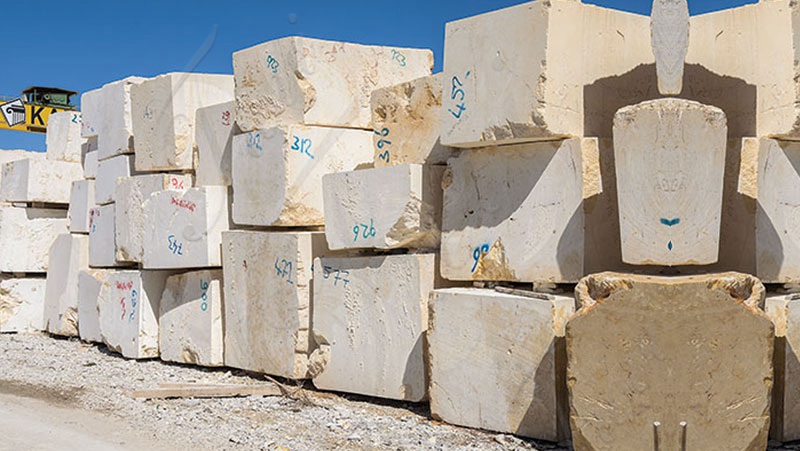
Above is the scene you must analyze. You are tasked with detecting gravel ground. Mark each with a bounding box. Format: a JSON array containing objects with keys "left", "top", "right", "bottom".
[{"left": 0, "top": 332, "right": 566, "bottom": 451}]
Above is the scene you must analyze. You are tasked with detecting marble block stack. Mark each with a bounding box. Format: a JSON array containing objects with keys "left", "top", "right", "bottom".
[{"left": 222, "top": 36, "right": 434, "bottom": 382}]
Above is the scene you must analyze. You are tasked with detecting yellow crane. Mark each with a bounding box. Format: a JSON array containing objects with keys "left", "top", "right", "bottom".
[{"left": 0, "top": 87, "right": 79, "bottom": 134}]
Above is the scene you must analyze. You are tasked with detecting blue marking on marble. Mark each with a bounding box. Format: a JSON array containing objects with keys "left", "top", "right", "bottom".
[{"left": 660, "top": 218, "right": 681, "bottom": 227}]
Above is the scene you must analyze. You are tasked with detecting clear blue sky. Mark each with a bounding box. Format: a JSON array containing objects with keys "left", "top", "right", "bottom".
[{"left": 0, "top": 0, "right": 755, "bottom": 152}]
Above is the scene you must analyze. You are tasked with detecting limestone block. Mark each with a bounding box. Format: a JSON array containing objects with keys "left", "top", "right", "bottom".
[
  {"left": 96, "top": 77, "right": 147, "bottom": 160},
  {"left": 46, "top": 111, "right": 85, "bottom": 163},
  {"left": 222, "top": 230, "right": 330, "bottom": 379},
  {"left": 131, "top": 73, "right": 234, "bottom": 171},
  {"left": 97, "top": 270, "right": 174, "bottom": 359},
  {"left": 195, "top": 101, "right": 236, "bottom": 186},
  {"left": 311, "top": 253, "right": 441, "bottom": 401},
  {"left": 0, "top": 158, "right": 83, "bottom": 204},
  {"left": 614, "top": 99, "right": 727, "bottom": 266},
  {"left": 651, "top": 0, "right": 689, "bottom": 95},
  {"left": 322, "top": 165, "right": 443, "bottom": 250},
  {"left": 84, "top": 150, "right": 98, "bottom": 179},
  {"left": 371, "top": 74, "right": 455, "bottom": 167},
  {"left": 0, "top": 206, "right": 67, "bottom": 273},
  {"left": 764, "top": 293, "right": 800, "bottom": 442},
  {"left": 95, "top": 154, "right": 134, "bottom": 205},
  {"left": 68, "top": 180, "right": 94, "bottom": 234},
  {"left": 568, "top": 272, "right": 772, "bottom": 451},
  {"left": 428, "top": 288, "right": 573, "bottom": 442},
  {"left": 440, "top": 138, "right": 586, "bottom": 283},
  {"left": 441, "top": 1, "right": 652, "bottom": 147},
  {"left": 231, "top": 126, "right": 373, "bottom": 226},
  {"left": 115, "top": 174, "right": 192, "bottom": 263},
  {"left": 89, "top": 203, "right": 122, "bottom": 268},
  {"left": 143, "top": 186, "right": 229, "bottom": 269},
  {"left": 0, "top": 150, "right": 44, "bottom": 187},
  {"left": 159, "top": 270, "right": 223, "bottom": 366},
  {"left": 80, "top": 87, "right": 102, "bottom": 138},
  {"left": 43, "top": 234, "right": 89, "bottom": 337},
  {"left": 756, "top": 139, "right": 800, "bottom": 283},
  {"left": 233, "top": 36, "right": 433, "bottom": 131},
  {"left": 739, "top": 137, "right": 760, "bottom": 200},
  {"left": 77, "top": 270, "right": 108, "bottom": 343},
  {"left": 0, "top": 277, "right": 46, "bottom": 333}
]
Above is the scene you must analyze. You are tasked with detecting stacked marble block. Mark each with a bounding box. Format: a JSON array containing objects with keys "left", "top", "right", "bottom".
[{"left": 220, "top": 37, "right": 435, "bottom": 382}]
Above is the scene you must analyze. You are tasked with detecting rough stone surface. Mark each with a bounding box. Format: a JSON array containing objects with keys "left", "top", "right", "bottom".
[
  {"left": 651, "top": 0, "right": 689, "bottom": 95},
  {"left": 231, "top": 126, "right": 373, "bottom": 227},
  {"left": 0, "top": 206, "right": 68, "bottom": 273},
  {"left": 115, "top": 174, "right": 192, "bottom": 263},
  {"left": 98, "top": 270, "right": 174, "bottom": 359},
  {"left": 195, "top": 101, "right": 236, "bottom": 186},
  {"left": 143, "top": 186, "right": 230, "bottom": 269},
  {"left": 765, "top": 293, "right": 800, "bottom": 442},
  {"left": 0, "top": 158, "right": 83, "bottom": 204},
  {"left": 68, "top": 180, "right": 94, "bottom": 234},
  {"left": 311, "top": 253, "right": 441, "bottom": 401},
  {"left": 222, "top": 231, "right": 330, "bottom": 379},
  {"left": 77, "top": 269, "right": 108, "bottom": 343},
  {"left": 46, "top": 111, "right": 85, "bottom": 163},
  {"left": 131, "top": 73, "right": 234, "bottom": 171},
  {"left": 614, "top": 99, "right": 727, "bottom": 266},
  {"left": 323, "top": 164, "right": 444, "bottom": 250},
  {"left": 159, "top": 270, "right": 224, "bottom": 367},
  {"left": 371, "top": 74, "right": 455, "bottom": 167},
  {"left": 89, "top": 203, "right": 123, "bottom": 268},
  {"left": 440, "top": 0, "right": 652, "bottom": 147},
  {"left": 233, "top": 36, "right": 433, "bottom": 131},
  {"left": 440, "top": 138, "right": 586, "bottom": 283},
  {"left": 43, "top": 234, "right": 89, "bottom": 337},
  {"left": 0, "top": 277, "right": 46, "bottom": 333},
  {"left": 95, "top": 154, "right": 134, "bottom": 205},
  {"left": 428, "top": 288, "right": 574, "bottom": 442},
  {"left": 568, "top": 272, "right": 773, "bottom": 451}
]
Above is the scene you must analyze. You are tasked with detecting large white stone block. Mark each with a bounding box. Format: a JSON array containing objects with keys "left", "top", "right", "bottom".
[
  {"left": 97, "top": 270, "right": 174, "bottom": 359},
  {"left": 95, "top": 154, "right": 134, "bottom": 205},
  {"left": 195, "top": 101, "right": 236, "bottom": 186},
  {"left": 311, "top": 253, "right": 441, "bottom": 401},
  {"left": 46, "top": 111, "right": 85, "bottom": 163},
  {"left": 131, "top": 73, "right": 234, "bottom": 171},
  {"left": 0, "top": 206, "right": 67, "bottom": 273},
  {"left": 233, "top": 36, "right": 433, "bottom": 131},
  {"left": 0, "top": 150, "right": 44, "bottom": 188},
  {"left": 143, "top": 186, "right": 229, "bottom": 269},
  {"left": 89, "top": 203, "right": 123, "bottom": 268},
  {"left": 322, "top": 165, "right": 444, "bottom": 250},
  {"left": 43, "top": 234, "right": 89, "bottom": 337},
  {"left": 83, "top": 149, "right": 98, "bottom": 179},
  {"left": 232, "top": 126, "right": 373, "bottom": 226},
  {"left": 440, "top": 1, "right": 652, "bottom": 147},
  {"left": 115, "top": 174, "right": 192, "bottom": 263},
  {"left": 222, "top": 230, "right": 330, "bottom": 379},
  {"left": 370, "top": 74, "right": 455, "bottom": 167},
  {"left": 0, "top": 158, "right": 83, "bottom": 204},
  {"left": 77, "top": 270, "right": 108, "bottom": 343},
  {"left": 0, "top": 277, "right": 46, "bottom": 333},
  {"left": 651, "top": 0, "right": 689, "bottom": 96},
  {"left": 614, "top": 99, "right": 727, "bottom": 266},
  {"left": 68, "top": 180, "right": 94, "bottom": 234},
  {"left": 428, "top": 288, "right": 574, "bottom": 442},
  {"left": 441, "top": 138, "right": 586, "bottom": 283},
  {"left": 159, "top": 270, "right": 224, "bottom": 366},
  {"left": 97, "top": 77, "right": 147, "bottom": 160},
  {"left": 80, "top": 87, "right": 102, "bottom": 138}
]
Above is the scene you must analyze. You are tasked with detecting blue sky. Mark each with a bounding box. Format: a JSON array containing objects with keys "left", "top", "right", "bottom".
[{"left": 0, "top": 0, "right": 755, "bottom": 151}]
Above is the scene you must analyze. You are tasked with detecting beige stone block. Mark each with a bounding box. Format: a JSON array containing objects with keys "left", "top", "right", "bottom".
[
  {"left": 80, "top": 87, "right": 102, "bottom": 138},
  {"left": 233, "top": 36, "right": 432, "bottom": 131},
  {"left": 78, "top": 270, "right": 108, "bottom": 343},
  {"left": 0, "top": 150, "right": 44, "bottom": 188},
  {"left": 739, "top": 137, "right": 760, "bottom": 199},
  {"left": 195, "top": 101, "right": 236, "bottom": 186},
  {"left": 0, "top": 206, "right": 67, "bottom": 273},
  {"left": 131, "top": 73, "right": 234, "bottom": 171},
  {"left": 0, "top": 158, "right": 83, "bottom": 204},
  {"left": 68, "top": 180, "right": 94, "bottom": 234},
  {"left": 614, "top": 99, "right": 726, "bottom": 266},
  {"left": 322, "top": 165, "right": 443, "bottom": 250},
  {"left": 46, "top": 111, "right": 85, "bottom": 163},
  {"left": 428, "top": 288, "right": 573, "bottom": 442},
  {"left": 84, "top": 150, "right": 98, "bottom": 179},
  {"left": 159, "top": 270, "right": 224, "bottom": 367},
  {"left": 222, "top": 231, "right": 328, "bottom": 379},
  {"left": 440, "top": 138, "right": 585, "bottom": 283},
  {"left": 89, "top": 203, "right": 123, "bottom": 268},
  {"left": 370, "top": 74, "right": 455, "bottom": 167},
  {"left": 568, "top": 272, "right": 772, "bottom": 451},
  {"left": 43, "top": 234, "right": 89, "bottom": 337},
  {"left": 0, "top": 277, "right": 46, "bottom": 333},
  {"left": 231, "top": 126, "right": 372, "bottom": 226},
  {"left": 95, "top": 154, "right": 134, "bottom": 205},
  {"left": 96, "top": 77, "right": 147, "bottom": 160},
  {"left": 651, "top": 0, "right": 689, "bottom": 95},
  {"left": 765, "top": 293, "right": 800, "bottom": 442}
]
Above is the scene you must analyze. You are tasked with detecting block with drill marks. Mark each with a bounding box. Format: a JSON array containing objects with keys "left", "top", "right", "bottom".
[
  {"left": 614, "top": 99, "right": 726, "bottom": 266},
  {"left": 0, "top": 206, "right": 68, "bottom": 273},
  {"left": 44, "top": 234, "right": 89, "bottom": 337},
  {"left": 651, "top": 0, "right": 689, "bottom": 95}
]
